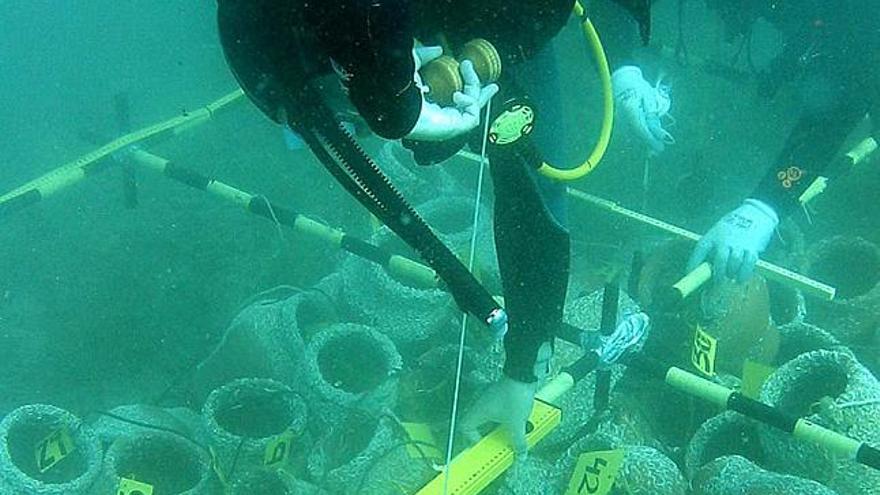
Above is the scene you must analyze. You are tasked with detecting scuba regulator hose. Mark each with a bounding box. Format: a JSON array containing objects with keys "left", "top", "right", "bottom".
[
  {"left": 420, "top": 1, "right": 614, "bottom": 181},
  {"left": 535, "top": 0, "right": 614, "bottom": 182}
]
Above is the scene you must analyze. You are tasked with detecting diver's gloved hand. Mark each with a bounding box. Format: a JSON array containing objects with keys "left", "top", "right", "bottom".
[
  {"left": 612, "top": 65, "right": 675, "bottom": 154},
  {"left": 407, "top": 47, "right": 498, "bottom": 142},
  {"left": 687, "top": 199, "right": 779, "bottom": 283},
  {"left": 460, "top": 342, "right": 552, "bottom": 456}
]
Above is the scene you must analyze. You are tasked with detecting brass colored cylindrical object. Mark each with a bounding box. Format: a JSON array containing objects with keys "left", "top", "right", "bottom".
[
  {"left": 420, "top": 55, "right": 462, "bottom": 106},
  {"left": 420, "top": 39, "right": 502, "bottom": 105},
  {"left": 459, "top": 38, "right": 502, "bottom": 83}
]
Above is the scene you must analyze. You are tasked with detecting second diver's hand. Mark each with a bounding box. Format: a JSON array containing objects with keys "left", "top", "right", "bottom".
[{"left": 687, "top": 198, "right": 779, "bottom": 283}]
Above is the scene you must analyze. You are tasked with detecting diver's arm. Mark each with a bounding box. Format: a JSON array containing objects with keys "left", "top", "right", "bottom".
[
  {"left": 750, "top": 98, "right": 870, "bottom": 216},
  {"left": 688, "top": 94, "right": 870, "bottom": 282},
  {"left": 503, "top": 326, "right": 552, "bottom": 383},
  {"left": 310, "top": 0, "right": 423, "bottom": 139}
]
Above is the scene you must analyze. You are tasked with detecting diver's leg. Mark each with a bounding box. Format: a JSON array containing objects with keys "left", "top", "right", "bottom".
[{"left": 510, "top": 41, "right": 572, "bottom": 226}]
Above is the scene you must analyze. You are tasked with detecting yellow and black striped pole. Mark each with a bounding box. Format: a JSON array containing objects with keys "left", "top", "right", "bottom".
[
  {"left": 630, "top": 358, "right": 880, "bottom": 472},
  {"left": 0, "top": 89, "right": 244, "bottom": 218},
  {"left": 126, "top": 149, "right": 440, "bottom": 290},
  {"left": 799, "top": 135, "right": 879, "bottom": 205}
]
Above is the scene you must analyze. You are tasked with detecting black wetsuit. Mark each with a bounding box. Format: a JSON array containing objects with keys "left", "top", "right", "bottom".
[
  {"left": 735, "top": 1, "right": 880, "bottom": 215},
  {"left": 217, "top": 0, "right": 575, "bottom": 383},
  {"left": 217, "top": 0, "right": 572, "bottom": 139}
]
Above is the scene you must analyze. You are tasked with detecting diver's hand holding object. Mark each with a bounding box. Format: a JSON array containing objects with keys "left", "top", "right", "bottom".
[
  {"left": 460, "top": 342, "right": 552, "bottom": 456},
  {"left": 406, "top": 46, "right": 499, "bottom": 142},
  {"left": 688, "top": 199, "right": 779, "bottom": 284},
  {"left": 612, "top": 65, "right": 674, "bottom": 154}
]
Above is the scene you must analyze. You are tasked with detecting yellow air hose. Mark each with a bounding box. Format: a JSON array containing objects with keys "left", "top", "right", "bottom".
[{"left": 537, "top": 0, "right": 615, "bottom": 181}]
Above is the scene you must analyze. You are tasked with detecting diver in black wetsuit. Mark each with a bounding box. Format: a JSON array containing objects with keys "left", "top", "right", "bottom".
[
  {"left": 216, "top": 0, "right": 591, "bottom": 454},
  {"left": 594, "top": 0, "right": 878, "bottom": 284},
  {"left": 685, "top": 0, "right": 880, "bottom": 281}
]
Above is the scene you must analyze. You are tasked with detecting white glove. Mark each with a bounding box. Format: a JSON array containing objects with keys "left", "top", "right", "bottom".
[
  {"left": 407, "top": 46, "right": 499, "bottom": 142},
  {"left": 612, "top": 65, "right": 675, "bottom": 154},
  {"left": 687, "top": 199, "right": 779, "bottom": 283},
  {"left": 460, "top": 342, "right": 552, "bottom": 456}
]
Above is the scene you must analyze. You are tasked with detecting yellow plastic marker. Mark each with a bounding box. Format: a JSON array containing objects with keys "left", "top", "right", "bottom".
[
  {"left": 665, "top": 367, "right": 733, "bottom": 408},
  {"left": 845, "top": 136, "right": 878, "bottom": 165},
  {"left": 799, "top": 176, "right": 828, "bottom": 205},
  {"left": 416, "top": 399, "right": 561, "bottom": 495},
  {"left": 118, "top": 477, "right": 154, "bottom": 495},
  {"left": 740, "top": 359, "right": 777, "bottom": 399},
  {"left": 691, "top": 326, "right": 718, "bottom": 377},
  {"left": 672, "top": 263, "right": 713, "bottom": 301},
  {"left": 35, "top": 427, "right": 75, "bottom": 473},
  {"left": 565, "top": 450, "right": 624, "bottom": 495},
  {"left": 264, "top": 429, "right": 296, "bottom": 467},
  {"left": 402, "top": 422, "right": 444, "bottom": 462}
]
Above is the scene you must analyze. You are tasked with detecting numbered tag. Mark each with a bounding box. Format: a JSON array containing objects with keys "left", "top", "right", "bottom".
[
  {"left": 118, "top": 477, "right": 154, "bottom": 495},
  {"left": 566, "top": 450, "right": 624, "bottom": 495},
  {"left": 401, "top": 422, "right": 443, "bottom": 462},
  {"left": 741, "top": 359, "right": 776, "bottom": 399},
  {"left": 691, "top": 326, "right": 718, "bottom": 377},
  {"left": 35, "top": 427, "right": 75, "bottom": 473},
  {"left": 264, "top": 429, "right": 296, "bottom": 467}
]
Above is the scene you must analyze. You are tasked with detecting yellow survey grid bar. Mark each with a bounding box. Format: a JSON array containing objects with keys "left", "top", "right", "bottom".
[
  {"left": 417, "top": 400, "right": 561, "bottom": 495},
  {"left": 0, "top": 89, "right": 244, "bottom": 203}
]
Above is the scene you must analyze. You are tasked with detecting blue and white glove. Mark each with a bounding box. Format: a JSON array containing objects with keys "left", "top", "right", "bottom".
[
  {"left": 687, "top": 199, "right": 780, "bottom": 283},
  {"left": 407, "top": 46, "right": 499, "bottom": 142},
  {"left": 612, "top": 65, "right": 675, "bottom": 154}
]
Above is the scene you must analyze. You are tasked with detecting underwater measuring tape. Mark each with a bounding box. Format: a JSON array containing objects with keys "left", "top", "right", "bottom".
[{"left": 453, "top": 156, "right": 838, "bottom": 301}]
